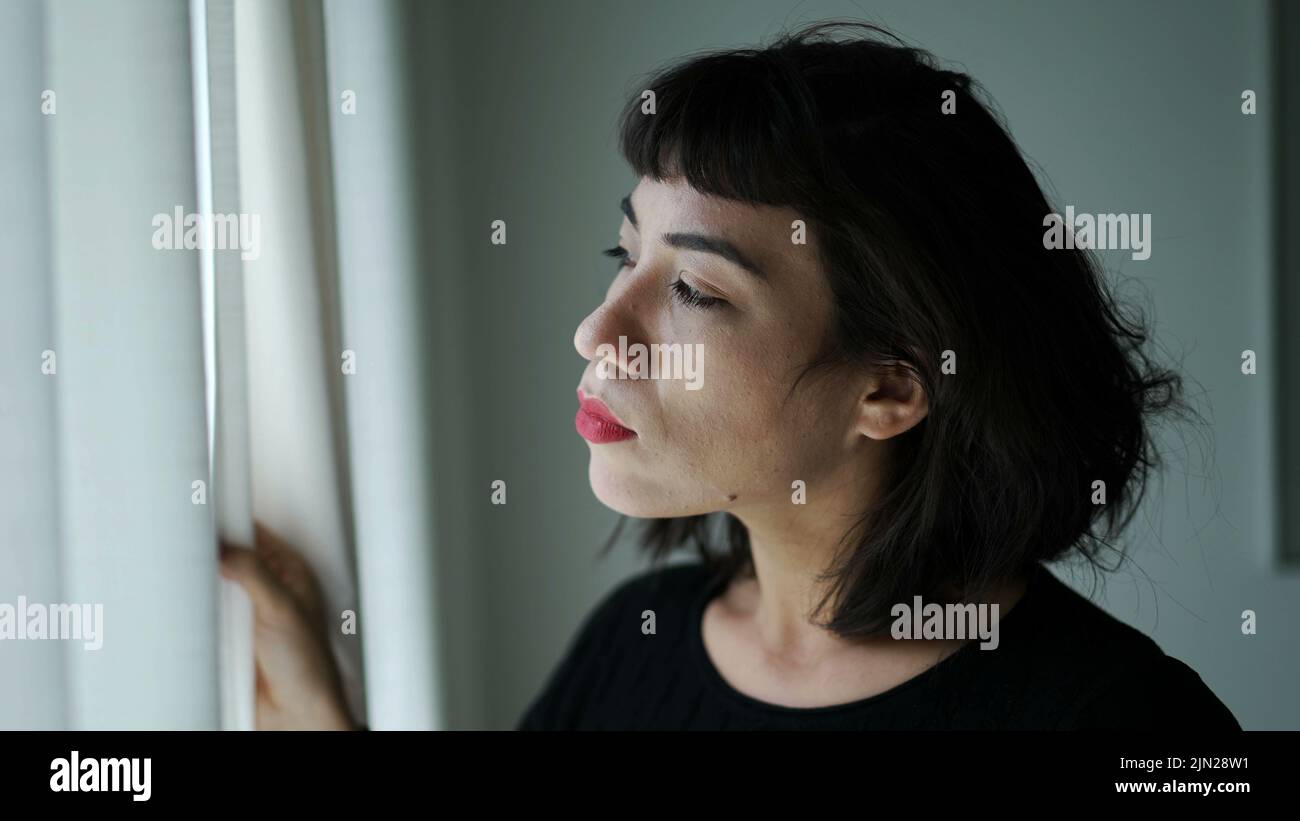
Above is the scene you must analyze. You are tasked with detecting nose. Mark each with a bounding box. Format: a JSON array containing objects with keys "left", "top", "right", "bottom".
[
  {"left": 574, "top": 302, "right": 613, "bottom": 362},
  {"left": 573, "top": 277, "right": 651, "bottom": 374}
]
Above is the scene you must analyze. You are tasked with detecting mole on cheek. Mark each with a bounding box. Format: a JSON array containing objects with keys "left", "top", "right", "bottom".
[{"left": 727, "top": 494, "right": 738, "bottom": 502}]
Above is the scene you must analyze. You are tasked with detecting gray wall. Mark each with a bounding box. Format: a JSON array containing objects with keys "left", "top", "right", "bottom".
[{"left": 413, "top": 0, "right": 1291, "bottom": 729}]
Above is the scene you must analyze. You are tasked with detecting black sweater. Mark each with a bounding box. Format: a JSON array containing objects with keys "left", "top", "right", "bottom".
[{"left": 517, "top": 560, "right": 1241, "bottom": 730}]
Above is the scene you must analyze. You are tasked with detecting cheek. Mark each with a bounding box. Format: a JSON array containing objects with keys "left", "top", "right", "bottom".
[
  {"left": 655, "top": 341, "right": 817, "bottom": 478},
  {"left": 724, "top": 330, "right": 858, "bottom": 463}
]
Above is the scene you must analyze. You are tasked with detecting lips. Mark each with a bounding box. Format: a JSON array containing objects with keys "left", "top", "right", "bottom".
[{"left": 576, "top": 388, "right": 637, "bottom": 444}]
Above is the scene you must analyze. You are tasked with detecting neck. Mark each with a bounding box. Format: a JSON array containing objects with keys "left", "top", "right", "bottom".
[
  {"left": 726, "top": 459, "right": 1030, "bottom": 666},
  {"left": 726, "top": 458, "right": 884, "bottom": 663}
]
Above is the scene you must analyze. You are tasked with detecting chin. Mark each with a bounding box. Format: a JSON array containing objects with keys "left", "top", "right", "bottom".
[
  {"left": 585, "top": 450, "right": 720, "bottom": 518},
  {"left": 587, "top": 453, "right": 660, "bottom": 516}
]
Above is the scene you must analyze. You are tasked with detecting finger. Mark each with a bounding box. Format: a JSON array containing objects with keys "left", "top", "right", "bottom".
[
  {"left": 254, "top": 520, "right": 293, "bottom": 556},
  {"left": 255, "top": 522, "right": 311, "bottom": 577},
  {"left": 219, "top": 545, "right": 292, "bottom": 616},
  {"left": 246, "top": 524, "right": 329, "bottom": 628},
  {"left": 253, "top": 522, "right": 320, "bottom": 594},
  {"left": 254, "top": 524, "right": 306, "bottom": 581}
]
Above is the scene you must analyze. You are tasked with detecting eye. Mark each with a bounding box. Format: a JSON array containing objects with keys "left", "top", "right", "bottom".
[
  {"left": 669, "top": 275, "right": 726, "bottom": 311},
  {"left": 601, "top": 245, "right": 634, "bottom": 271}
]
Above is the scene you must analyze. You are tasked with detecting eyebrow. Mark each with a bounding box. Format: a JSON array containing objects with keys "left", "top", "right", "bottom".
[{"left": 620, "top": 194, "right": 768, "bottom": 282}]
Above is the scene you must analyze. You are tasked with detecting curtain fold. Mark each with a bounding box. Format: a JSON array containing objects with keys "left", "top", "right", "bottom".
[
  {"left": 47, "top": 0, "right": 220, "bottom": 730},
  {"left": 0, "top": 0, "right": 65, "bottom": 731},
  {"left": 322, "top": 0, "right": 443, "bottom": 729},
  {"left": 194, "top": 0, "right": 258, "bottom": 732},
  {"left": 1, "top": 0, "right": 438, "bottom": 730},
  {"left": 234, "top": 0, "right": 369, "bottom": 724}
]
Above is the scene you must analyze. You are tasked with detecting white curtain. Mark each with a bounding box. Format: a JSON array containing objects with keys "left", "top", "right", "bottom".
[
  {"left": 1, "top": 0, "right": 217, "bottom": 730},
  {"left": 0, "top": 0, "right": 442, "bottom": 731},
  {"left": 0, "top": 0, "right": 67, "bottom": 731},
  {"left": 319, "top": 0, "right": 444, "bottom": 730}
]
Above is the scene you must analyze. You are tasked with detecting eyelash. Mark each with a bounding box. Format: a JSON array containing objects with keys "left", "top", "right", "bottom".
[{"left": 600, "top": 245, "right": 726, "bottom": 311}]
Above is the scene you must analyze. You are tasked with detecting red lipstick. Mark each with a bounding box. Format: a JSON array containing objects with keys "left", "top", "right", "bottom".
[{"left": 576, "top": 388, "right": 637, "bottom": 443}]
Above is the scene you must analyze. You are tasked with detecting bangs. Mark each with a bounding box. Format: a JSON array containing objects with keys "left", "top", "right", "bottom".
[{"left": 616, "top": 48, "right": 823, "bottom": 210}]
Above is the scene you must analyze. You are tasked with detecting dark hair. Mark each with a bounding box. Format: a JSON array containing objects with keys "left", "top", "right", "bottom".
[{"left": 601, "top": 21, "right": 1198, "bottom": 639}]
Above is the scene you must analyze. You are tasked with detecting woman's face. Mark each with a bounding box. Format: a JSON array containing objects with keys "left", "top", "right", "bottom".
[{"left": 574, "top": 175, "right": 892, "bottom": 519}]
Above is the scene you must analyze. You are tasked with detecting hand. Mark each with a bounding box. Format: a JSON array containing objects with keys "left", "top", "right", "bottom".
[{"left": 219, "top": 522, "right": 358, "bottom": 730}]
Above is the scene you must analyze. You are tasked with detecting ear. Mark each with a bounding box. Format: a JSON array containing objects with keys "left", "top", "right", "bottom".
[{"left": 855, "top": 366, "right": 929, "bottom": 440}]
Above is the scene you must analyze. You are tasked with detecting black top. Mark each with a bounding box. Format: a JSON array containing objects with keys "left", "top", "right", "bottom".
[{"left": 517, "top": 560, "right": 1241, "bottom": 730}]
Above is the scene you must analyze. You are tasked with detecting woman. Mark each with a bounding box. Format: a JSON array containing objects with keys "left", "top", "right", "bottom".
[{"left": 221, "top": 21, "right": 1240, "bottom": 730}]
